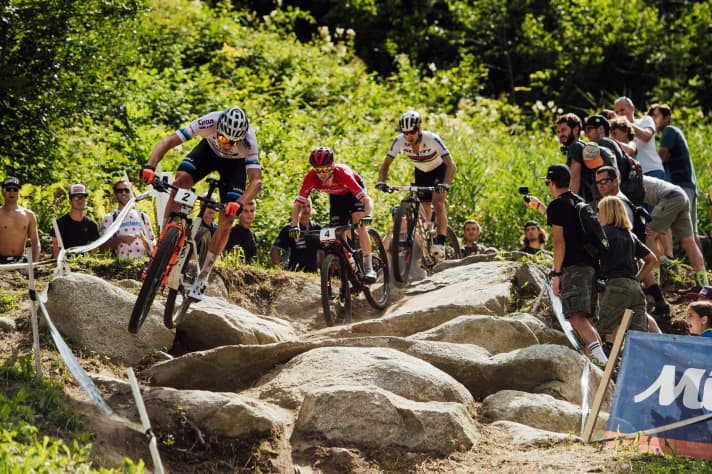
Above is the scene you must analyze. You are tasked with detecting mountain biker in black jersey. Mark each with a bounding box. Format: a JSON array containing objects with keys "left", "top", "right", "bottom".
[{"left": 140, "top": 106, "right": 262, "bottom": 301}]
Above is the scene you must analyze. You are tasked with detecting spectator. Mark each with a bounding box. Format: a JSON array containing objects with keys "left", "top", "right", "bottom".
[
  {"left": 649, "top": 103, "right": 701, "bottom": 252},
  {"left": 383, "top": 204, "right": 427, "bottom": 281},
  {"left": 270, "top": 197, "right": 321, "bottom": 272},
  {"left": 461, "top": 220, "right": 497, "bottom": 257},
  {"left": 101, "top": 179, "right": 156, "bottom": 259},
  {"left": 596, "top": 196, "right": 657, "bottom": 353},
  {"left": 518, "top": 220, "right": 549, "bottom": 255},
  {"left": 609, "top": 117, "right": 637, "bottom": 158},
  {"left": 643, "top": 176, "right": 709, "bottom": 290},
  {"left": 194, "top": 204, "right": 218, "bottom": 268},
  {"left": 613, "top": 96, "right": 665, "bottom": 179},
  {"left": 527, "top": 164, "right": 610, "bottom": 366},
  {"left": 0, "top": 177, "right": 40, "bottom": 263},
  {"left": 50, "top": 184, "right": 100, "bottom": 258},
  {"left": 225, "top": 199, "right": 257, "bottom": 264},
  {"left": 555, "top": 113, "right": 591, "bottom": 202},
  {"left": 685, "top": 301, "right": 712, "bottom": 338},
  {"left": 600, "top": 109, "right": 616, "bottom": 121},
  {"left": 595, "top": 166, "right": 669, "bottom": 318},
  {"left": 200, "top": 205, "right": 218, "bottom": 236},
  {"left": 687, "top": 286, "right": 712, "bottom": 302}
]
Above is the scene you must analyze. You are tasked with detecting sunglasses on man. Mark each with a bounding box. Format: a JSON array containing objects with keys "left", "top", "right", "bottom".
[
  {"left": 115, "top": 188, "right": 131, "bottom": 194},
  {"left": 217, "top": 134, "right": 238, "bottom": 146},
  {"left": 3, "top": 187, "right": 19, "bottom": 192}
]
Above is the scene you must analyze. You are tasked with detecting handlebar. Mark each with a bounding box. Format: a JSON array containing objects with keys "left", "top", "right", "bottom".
[
  {"left": 383, "top": 185, "right": 436, "bottom": 193},
  {"left": 151, "top": 176, "right": 225, "bottom": 211}
]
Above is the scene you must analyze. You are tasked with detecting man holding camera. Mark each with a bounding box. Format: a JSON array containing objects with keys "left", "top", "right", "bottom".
[{"left": 523, "top": 164, "right": 610, "bottom": 366}]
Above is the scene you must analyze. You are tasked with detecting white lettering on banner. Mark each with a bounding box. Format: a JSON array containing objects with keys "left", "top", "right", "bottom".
[{"left": 633, "top": 365, "right": 712, "bottom": 409}]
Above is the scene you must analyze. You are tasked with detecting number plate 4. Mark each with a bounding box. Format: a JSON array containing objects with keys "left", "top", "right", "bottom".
[{"left": 319, "top": 227, "right": 337, "bottom": 242}]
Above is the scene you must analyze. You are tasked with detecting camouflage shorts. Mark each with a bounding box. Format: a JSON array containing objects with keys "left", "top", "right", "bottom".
[
  {"left": 560, "top": 265, "right": 597, "bottom": 318},
  {"left": 597, "top": 277, "right": 648, "bottom": 334}
]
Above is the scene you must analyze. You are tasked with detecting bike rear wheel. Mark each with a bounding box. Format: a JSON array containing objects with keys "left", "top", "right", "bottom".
[
  {"left": 391, "top": 201, "right": 416, "bottom": 283},
  {"left": 129, "top": 226, "right": 181, "bottom": 334},
  {"left": 445, "top": 225, "right": 462, "bottom": 260},
  {"left": 364, "top": 227, "right": 390, "bottom": 310},
  {"left": 321, "top": 253, "right": 351, "bottom": 326}
]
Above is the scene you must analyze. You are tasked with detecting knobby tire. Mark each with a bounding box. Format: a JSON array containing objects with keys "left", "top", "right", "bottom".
[
  {"left": 391, "top": 201, "right": 416, "bottom": 283},
  {"left": 164, "top": 243, "right": 195, "bottom": 329},
  {"left": 129, "top": 226, "right": 181, "bottom": 334},
  {"left": 321, "top": 253, "right": 351, "bottom": 326},
  {"left": 364, "top": 227, "right": 390, "bottom": 310}
]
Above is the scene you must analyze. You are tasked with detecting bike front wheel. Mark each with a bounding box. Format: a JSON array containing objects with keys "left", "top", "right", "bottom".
[
  {"left": 164, "top": 286, "right": 193, "bottom": 329},
  {"left": 445, "top": 225, "right": 462, "bottom": 260},
  {"left": 321, "top": 253, "right": 351, "bottom": 326},
  {"left": 391, "top": 201, "right": 416, "bottom": 283},
  {"left": 129, "top": 226, "right": 182, "bottom": 334},
  {"left": 364, "top": 227, "right": 390, "bottom": 310}
]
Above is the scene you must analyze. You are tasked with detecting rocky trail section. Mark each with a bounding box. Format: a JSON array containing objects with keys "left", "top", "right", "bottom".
[{"left": 41, "top": 259, "right": 613, "bottom": 472}]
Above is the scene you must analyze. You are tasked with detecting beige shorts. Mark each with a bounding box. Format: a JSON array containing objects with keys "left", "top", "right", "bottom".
[{"left": 648, "top": 192, "right": 693, "bottom": 239}]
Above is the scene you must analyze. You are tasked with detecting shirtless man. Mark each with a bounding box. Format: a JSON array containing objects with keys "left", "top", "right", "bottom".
[{"left": 0, "top": 177, "right": 40, "bottom": 263}]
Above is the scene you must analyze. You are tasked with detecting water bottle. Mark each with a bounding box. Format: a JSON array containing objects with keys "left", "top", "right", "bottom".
[{"left": 346, "top": 251, "right": 357, "bottom": 272}]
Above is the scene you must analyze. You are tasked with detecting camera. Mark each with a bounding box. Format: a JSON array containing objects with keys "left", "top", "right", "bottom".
[{"left": 518, "top": 186, "right": 531, "bottom": 203}]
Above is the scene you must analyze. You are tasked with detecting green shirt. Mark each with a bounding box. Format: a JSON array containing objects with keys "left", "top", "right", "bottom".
[{"left": 661, "top": 125, "right": 696, "bottom": 190}]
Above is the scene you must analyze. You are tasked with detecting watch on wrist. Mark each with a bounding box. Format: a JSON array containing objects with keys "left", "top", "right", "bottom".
[{"left": 550, "top": 270, "right": 562, "bottom": 278}]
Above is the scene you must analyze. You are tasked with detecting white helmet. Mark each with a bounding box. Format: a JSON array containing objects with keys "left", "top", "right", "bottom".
[
  {"left": 218, "top": 106, "right": 249, "bottom": 141},
  {"left": 399, "top": 110, "right": 422, "bottom": 132}
]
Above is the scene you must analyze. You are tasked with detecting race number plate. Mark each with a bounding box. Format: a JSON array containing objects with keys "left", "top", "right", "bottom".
[
  {"left": 319, "top": 227, "right": 337, "bottom": 242},
  {"left": 175, "top": 189, "right": 198, "bottom": 207}
]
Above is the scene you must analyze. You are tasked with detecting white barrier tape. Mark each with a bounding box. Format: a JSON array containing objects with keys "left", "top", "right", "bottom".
[
  {"left": 0, "top": 259, "right": 56, "bottom": 272},
  {"left": 128, "top": 368, "right": 165, "bottom": 473},
  {"left": 35, "top": 297, "right": 143, "bottom": 432},
  {"left": 124, "top": 171, "right": 154, "bottom": 254}
]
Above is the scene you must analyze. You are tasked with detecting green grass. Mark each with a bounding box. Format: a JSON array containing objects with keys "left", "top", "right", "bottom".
[{"left": 0, "top": 355, "right": 145, "bottom": 473}]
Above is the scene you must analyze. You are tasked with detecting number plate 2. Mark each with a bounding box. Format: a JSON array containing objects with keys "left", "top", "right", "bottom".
[
  {"left": 319, "top": 227, "right": 337, "bottom": 242},
  {"left": 175, "top": 189, "right": 198, "bottom": 207}
]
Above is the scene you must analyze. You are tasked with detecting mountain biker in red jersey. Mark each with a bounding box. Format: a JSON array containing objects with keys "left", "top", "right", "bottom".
[{"left": 289, "top": 147, "right": 377, "bottom": 282}]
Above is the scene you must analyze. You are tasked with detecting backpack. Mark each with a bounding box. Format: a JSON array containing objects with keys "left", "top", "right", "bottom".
[
  {"left": 619, "top": 194, "right": 651, "bottom": 243},
  {"left": 600, "top": 137, "right": 645, "bottom": 206},
  {"left": 570, "top": 196, "right": 609, "bottom": 258}
]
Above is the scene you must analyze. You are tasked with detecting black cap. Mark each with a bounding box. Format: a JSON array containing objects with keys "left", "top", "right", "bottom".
[
  {"left": 525, "top": 220, "right": 540, "bottom": 229},
  {"left": 541, "top": 163, "right": 571, "bottom": 182},
  {"left": 584, "top": 114, "right": 610, "bottom": 133},
  {"left": 2, "top": 177, "right": 20, "bottom": 189}
]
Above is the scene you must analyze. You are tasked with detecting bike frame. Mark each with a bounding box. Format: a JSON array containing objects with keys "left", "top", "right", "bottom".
[{"left": 388, "top": 185, "right": 438, "bottom": 265}]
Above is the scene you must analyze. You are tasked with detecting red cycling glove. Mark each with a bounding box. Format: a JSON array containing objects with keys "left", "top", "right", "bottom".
[
  {"left": 224, "top": 201, "right": 243, "bottom": 216},
  {"left": 140, "top": 165, "right": 156, "bottom": 184}
]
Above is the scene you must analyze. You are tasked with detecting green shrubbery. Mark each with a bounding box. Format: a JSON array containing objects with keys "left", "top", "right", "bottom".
[{"left": 3, "top": 0, "right": 712, "bottom": 261}]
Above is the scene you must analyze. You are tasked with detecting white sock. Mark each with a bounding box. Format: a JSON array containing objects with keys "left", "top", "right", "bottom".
[
  {"left": 364, "top": 253, "right": 373, "bottom": 272},
  {"left": 198, "top": 251, "right": 217, "bottom": 281},
  {"left": 588, "top": 341, "right": 608, "bottom": 364}
]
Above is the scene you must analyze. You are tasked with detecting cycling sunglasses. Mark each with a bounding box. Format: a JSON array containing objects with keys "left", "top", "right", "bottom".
[{"left": 217, "top": 134, "right": 237, "bottom": 146}]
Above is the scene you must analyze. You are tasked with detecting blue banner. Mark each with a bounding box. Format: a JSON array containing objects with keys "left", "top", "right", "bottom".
[{"left": 606, "top": 331, "right": 712, "bottom": 459}]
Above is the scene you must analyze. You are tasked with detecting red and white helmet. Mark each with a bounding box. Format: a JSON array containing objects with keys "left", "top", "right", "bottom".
[{"left": 309, "top": 147, "right": 335, "bottom": 167}]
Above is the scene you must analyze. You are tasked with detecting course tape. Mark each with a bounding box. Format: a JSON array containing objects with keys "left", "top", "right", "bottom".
[
  {"left": 36, "top": 297, "right": 143, "bottom": 433},
  {"left": 0, "top": 259, "right": 56, "bottom": 272}
]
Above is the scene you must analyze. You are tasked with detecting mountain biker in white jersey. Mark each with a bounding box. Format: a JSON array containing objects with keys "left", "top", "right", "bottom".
[
  {"left": 376, "top": 110, "right": 457, "bottom": 259},
  {"left": 140, "top": 106, "right": 262, "bottom": 301}
]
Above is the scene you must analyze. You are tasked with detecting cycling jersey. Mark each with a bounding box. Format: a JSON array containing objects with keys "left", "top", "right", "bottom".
[
  {"left": 387, "top": 131, "right": 451, "bottom": 173},
  {"left": 176, "top": 111, "right": 260, "bottom": 168},
  {"left": 295, "top": 164, "right": 367, "bottom": 204}
]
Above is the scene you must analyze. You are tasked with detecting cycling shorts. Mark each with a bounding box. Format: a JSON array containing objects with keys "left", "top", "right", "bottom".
[
  {"left": 414, "top": 162, "right": 446, "bottom": 202},
  {"left": 178, "top": 139, "right": 247, "bottom": 203},
  {"left": 329, "top": 177, "right": 366, "bottom": 226}
]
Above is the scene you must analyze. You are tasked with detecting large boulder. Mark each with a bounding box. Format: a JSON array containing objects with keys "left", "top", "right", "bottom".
[
  {"left": 307, "top": 261, "right": 515, "bottom": 339},
  {"left": 91, "top": 375, "right": 285, "bottom": 439},
  {"left": 250, "top": 347, "right": 473, "bottom": 410},
  {"left": 270, "top": 276, "right": 324, "bottom": 334},
  {"left": 514, "top": 262, "right": 549, "bottom": 297},
  {"left": 45, "top": 274, "right": 173, "bottom": 365},
  {"left": 481, "top": 390, "right": 608, "bottom": 438},
  {"left": 407, "top": 315, "right": 539, "bottom": 354},
  {"left": 176, "top": 296, "right": 296, "bottom": 352},
  {"left": 294, "top": 387, "right": 479, "bottom": 454},
  {"left": 490, "top": 421, "right": 582, "bottom": 447}
]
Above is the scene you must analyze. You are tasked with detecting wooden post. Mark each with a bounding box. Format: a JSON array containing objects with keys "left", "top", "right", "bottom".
[{"left": 583, "top": 308, "right": 633, "bottom": 442}]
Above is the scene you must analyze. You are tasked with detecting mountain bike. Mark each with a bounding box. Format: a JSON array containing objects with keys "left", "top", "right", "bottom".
[
  {"left": 303, "top": 222, "right": 390, "bottom": 326},
  {"left": 128, "top": 177, "right": 224, "bottom": 334},
  {"left": 384, "top": 185, "right": 461, "bottom": 283}
]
